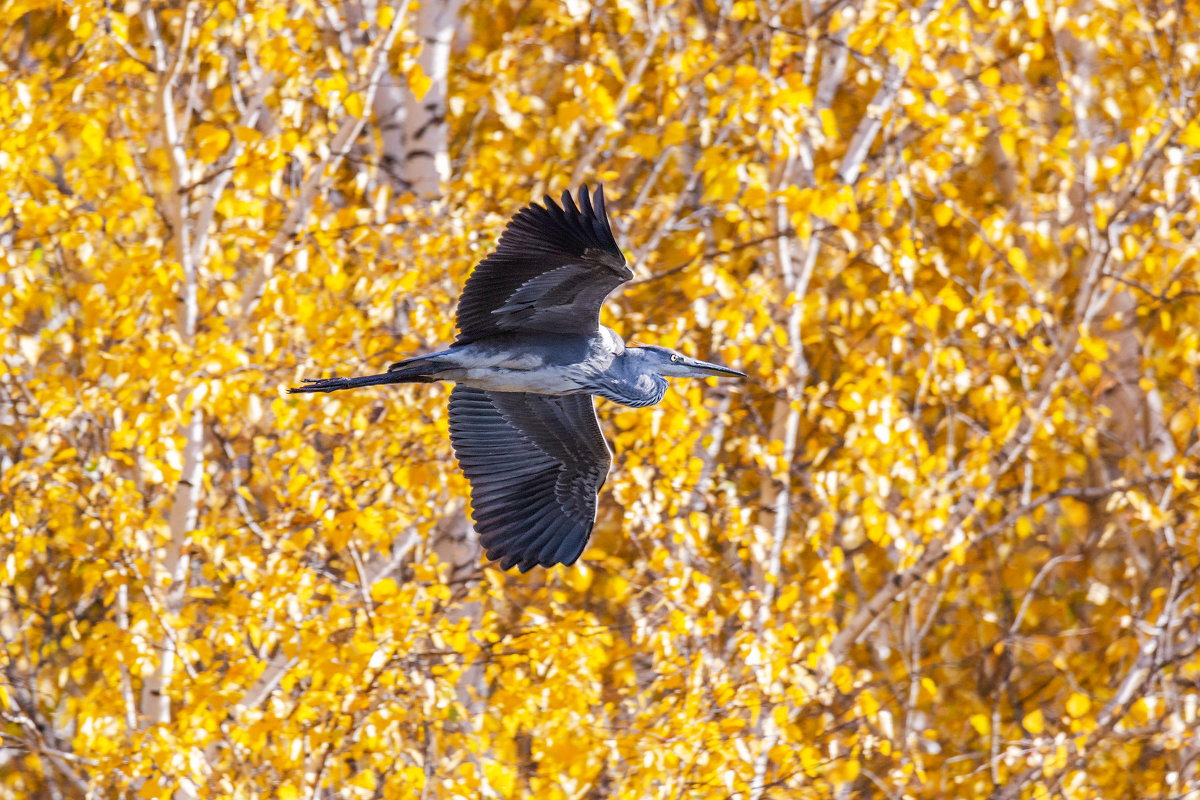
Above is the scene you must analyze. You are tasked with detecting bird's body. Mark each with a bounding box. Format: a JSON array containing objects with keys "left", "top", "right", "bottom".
[
  {"left": 384, "top": 328, "right": 670, "bottom": 406},
  {"left": 291, "top": 186, "right": 743, "bottom": 571},
  {"left": 396, "top": 329, "right": 625, "bottom": 395}
]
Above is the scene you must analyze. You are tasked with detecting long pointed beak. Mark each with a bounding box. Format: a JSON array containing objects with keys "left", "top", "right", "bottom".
[{"left": 683, "top": 357, "right": 747, "bottom": 378}]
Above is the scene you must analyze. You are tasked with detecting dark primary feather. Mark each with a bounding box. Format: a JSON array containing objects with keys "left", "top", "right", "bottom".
[
  {"left": 454, "top": 185, "right": 632, "bottom": 344},
  {"left": 447, "top": 386, "right": 611, "bottom": 572}
]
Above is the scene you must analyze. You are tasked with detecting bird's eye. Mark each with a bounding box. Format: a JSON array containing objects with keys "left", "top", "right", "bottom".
[{"left": 670, "top": 354, "right": 679, "bottom": 363}]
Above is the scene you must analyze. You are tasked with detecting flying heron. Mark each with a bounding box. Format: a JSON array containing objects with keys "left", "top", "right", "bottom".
[{"left": 290, "top": 186, "right": 745, "bottom": 571}]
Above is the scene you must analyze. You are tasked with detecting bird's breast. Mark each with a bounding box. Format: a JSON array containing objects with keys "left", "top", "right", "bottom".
[
  {"left": 456, "top": 365, "right": 590, "bottom": 395},
  {"left": 440, "top": 334, "right": 604, "bottom": 394}
]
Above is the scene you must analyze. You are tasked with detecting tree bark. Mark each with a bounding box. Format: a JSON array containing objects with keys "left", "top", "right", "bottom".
[{"left": 402, "top": 0, "right": 460, "bottom": 198}]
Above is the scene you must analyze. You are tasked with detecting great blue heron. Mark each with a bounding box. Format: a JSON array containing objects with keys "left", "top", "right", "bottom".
[{"left": 291, "top": 186, "right": 744, "bottom": 571}]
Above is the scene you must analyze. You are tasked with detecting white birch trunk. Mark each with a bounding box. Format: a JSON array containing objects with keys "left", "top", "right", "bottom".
[
  {"left": 137, "top": 1, "right": 261, "bottom": 732},
  {"left": 340, "top": 0, "right": 410, "bottom": 192},
  {"left": 402, "top": 0, "right": 459, "bottom": 198},
  {"left": 374, "top": 78, "right": 410, "bottom": 191},
  {"left": 139, "top": 3, "right": 201, "bottom": 728}
]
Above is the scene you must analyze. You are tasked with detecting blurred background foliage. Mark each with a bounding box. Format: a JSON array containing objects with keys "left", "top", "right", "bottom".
[{"left": 1, "top": 0, "right": 1199, "bottom": 797}]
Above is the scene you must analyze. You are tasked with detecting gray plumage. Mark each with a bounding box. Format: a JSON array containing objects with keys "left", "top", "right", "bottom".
[{"left": 291, "top": 186, "right": 744, "bottom": 572}]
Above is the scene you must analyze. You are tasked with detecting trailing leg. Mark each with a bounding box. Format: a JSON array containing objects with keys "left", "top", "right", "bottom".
[{"left": 288, "top": 365, "right": 438, "bottom": 394}]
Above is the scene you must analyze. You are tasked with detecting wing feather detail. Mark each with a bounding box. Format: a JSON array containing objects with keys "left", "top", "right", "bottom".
[
  {"left": 447, "top": 386, "right": 612, "bottom": 571},
  {"left": 454, "top": 185, "right": 632, "bottom": 343}
]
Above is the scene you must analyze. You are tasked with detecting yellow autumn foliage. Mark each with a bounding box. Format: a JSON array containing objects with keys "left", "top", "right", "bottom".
[{"left": 2, "top": 0, "right": 1199, "bottom": 798}]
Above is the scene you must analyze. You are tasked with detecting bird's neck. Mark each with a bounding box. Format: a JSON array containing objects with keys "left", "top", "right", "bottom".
[{"left": 590, "top": 349, "right": 667, "bottom": 408}]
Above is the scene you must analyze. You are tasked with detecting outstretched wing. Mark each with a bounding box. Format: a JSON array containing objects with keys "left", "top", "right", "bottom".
[
  {"left": 447, "top": 386, "right": 611, "bottom": 572},
  {"left": 454, "top": 185, "right": 631, "bottom": 343}
]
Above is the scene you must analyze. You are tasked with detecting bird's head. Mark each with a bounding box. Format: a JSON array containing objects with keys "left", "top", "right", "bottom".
[{"left": 633, "top": 345, "right": 747, "bottom": 379}]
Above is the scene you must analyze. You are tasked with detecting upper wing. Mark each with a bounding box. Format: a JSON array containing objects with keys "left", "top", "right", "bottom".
[
  {"left": 454, "top": 185, "right": 632, "bottom": 343},
  {"left": 447, "top": 386, "right": 612, "bottom": 572}
]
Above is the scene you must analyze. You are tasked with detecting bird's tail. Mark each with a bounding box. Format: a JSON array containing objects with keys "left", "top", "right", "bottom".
[{"left": 288, "top": 366, "right": 437, "bottom": 394}]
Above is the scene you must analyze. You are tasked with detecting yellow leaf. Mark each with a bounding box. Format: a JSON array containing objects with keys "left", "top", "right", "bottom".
[
  {"left": 81, "top": 118, "right": 105, "bottom": 157},
  {"left": 662, "top": 121, "right": 687, "bottom": 147},
  {"left": 980, "top": 67, "right": 1001, "bottom": 86},
  {"left": 629, "top": 132, "right": 659, "bottom": 159},
  {"left": 720, "top": 716, "right": 746, "bottom": 733},
  {"left": 819, "top": 108, "right": 838, "bottom": 139},
  {"left": 970, "top": 713, "right": 991, "bottom": 735},
  {"left": 234, "top": 125, "right": 263, "bottom": 144},
  {"left": 1181, "top": 120, "right": 1200, "bottom": 147},
  {"left": 397, "top": 271, "right": 419, "bottom": 291},
  {"left": 1079, "top": 336, "right": 1108, "bottom": 360},
  {"left": 196, "top": 124, "right": 232, "bottom": 162},
  {"left": 137, "top": 778, "right": 165, "bottom": 799},
  {"left": 1066, "top": 693, "right": 1091, "bottom": 718},
  {"left": 409, "top": 65, "right": 432, "bottom": 101},
  {"left": 831, "top": 757, "right": 860, "bottom": 783},
  {"left": 349, "top": 769, "right": 376, "bottom": 790},
  {"left": 1024, "top": 708, "right": 1045, "bottom": 734},
  {"left": 371, "top": 578, "right": 399, "bottom": 603},
  {"left": 933, "top": 203, "right": 953, "bottom": 226},
  {"left": 733, "top": 64, "right": 758, "bottom": 89},
  {"left": 769, "top": 743, "right": 793, "bottom": 767},
  {"left": 1008, "top": 247, "right": 1028, "bottom": 272},
  {"left": 483, "top": 761, "right": 515, "bottom": 796},
  {"left": 800, "top": 745, "right": 822, "bottom": 776},
  {"left": 940, "top": 288, "right": 964, "bottom": 312},
  {"left": 779, "top": 75, "right": 813, "bottom": 107}
]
